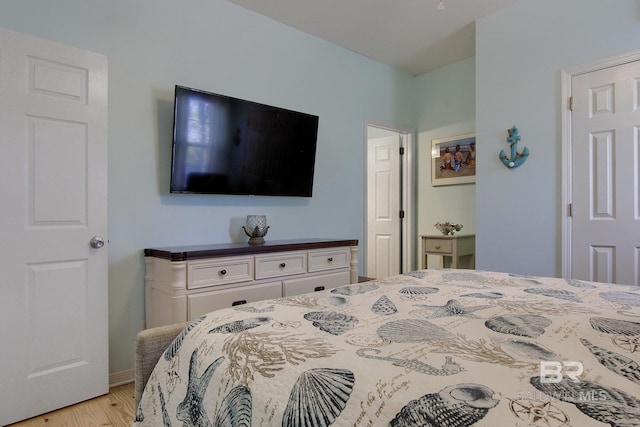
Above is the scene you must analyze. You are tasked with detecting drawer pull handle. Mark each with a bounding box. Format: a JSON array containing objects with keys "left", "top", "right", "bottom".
[
  {"left": 280, "top": 262, "right": 286, "bottom": 268},
  {"left": 314, "top": 286, "right": 325, "bottom": 292},
  {"left": 435, "top": 245, "right": 441, "bottom": 250},
  {"left": 327, "top": 257, "right": 333, "bottom": 262},
  {"left": 232, "top": 300, "right": 247, "bottom": 306},
  {"left": 219, "top": 269, "right": 227, "bottom": 276}
]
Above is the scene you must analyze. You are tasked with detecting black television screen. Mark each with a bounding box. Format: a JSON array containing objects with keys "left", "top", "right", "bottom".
[{"left": 170, "top": 85, "right": 319, "bottom": 196}]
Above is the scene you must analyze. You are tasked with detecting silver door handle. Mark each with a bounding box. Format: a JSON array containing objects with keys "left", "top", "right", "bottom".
[{"left": 90, "top": 236, "right": 105, "bottom": 249}]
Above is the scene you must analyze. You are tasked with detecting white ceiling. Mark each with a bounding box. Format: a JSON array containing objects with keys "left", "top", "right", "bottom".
[{"left": 228, "top": 0, "right": 520, "bottom": 76}]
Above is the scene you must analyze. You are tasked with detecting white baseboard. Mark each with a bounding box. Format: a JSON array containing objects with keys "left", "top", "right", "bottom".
[{"left": 109, "top": 369, "right": 134, "bottom": 387}]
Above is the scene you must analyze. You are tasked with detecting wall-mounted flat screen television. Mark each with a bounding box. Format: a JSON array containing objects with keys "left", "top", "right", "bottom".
[{"left": 170, "top": 85, "right": 319, "bottom": 196}]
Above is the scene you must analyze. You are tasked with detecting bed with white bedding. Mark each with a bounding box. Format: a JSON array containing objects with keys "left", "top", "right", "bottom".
[{"left": 134, "top": 269, "right": 640, "bottom": 426}]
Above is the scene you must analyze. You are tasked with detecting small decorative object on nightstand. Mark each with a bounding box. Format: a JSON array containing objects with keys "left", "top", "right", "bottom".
[
  {"left": 434, "top": 221, "right": 463, "bottom": 236},
  {"left": 242, "top": 215, "right": 269, "bottom": 245}
]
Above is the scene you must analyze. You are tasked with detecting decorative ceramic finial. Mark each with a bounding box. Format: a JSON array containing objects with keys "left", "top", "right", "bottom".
[{"left": 242, "top": 215, "right": 269, "bottom": 245}]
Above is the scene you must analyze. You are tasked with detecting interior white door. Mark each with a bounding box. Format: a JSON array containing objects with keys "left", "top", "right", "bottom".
[
  {"left": 0, "top": 28, "right": 108, "bottom": 424},
  {"left": 366, "top": 134, "right": 401, "bottom": 279},
  {"left": 571, "top": 60, "right": 640, "bottom": 285}
]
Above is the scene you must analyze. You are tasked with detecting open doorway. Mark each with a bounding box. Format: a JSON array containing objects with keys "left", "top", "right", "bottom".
[{"left": 365, "top": 122, "right": 415, "bottom": 279}]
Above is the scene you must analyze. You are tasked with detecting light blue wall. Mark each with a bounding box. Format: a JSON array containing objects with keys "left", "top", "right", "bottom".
[
  {"left": 0, "top": 0, "right": 415, "bottom": 374},
  {"left": 475, "top": 0, "right": 640, "bottom": 277},
  {"left": 2, "top": 0, "right": 639, "bottom": 378},
  {"left": 414, "top": 57, "right": 476, "bottom": 268}
]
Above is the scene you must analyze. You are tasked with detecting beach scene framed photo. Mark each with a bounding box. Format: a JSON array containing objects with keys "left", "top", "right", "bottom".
[{"left": 431, "top": 132, "right": 476, "bottom": 186}]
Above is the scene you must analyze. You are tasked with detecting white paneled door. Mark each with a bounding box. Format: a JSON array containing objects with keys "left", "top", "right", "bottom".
[
  {"left": 366, "top": 134, "right": 401, "bottom": 279},
  {"left": 571, "top": 60, "right": 640, "bottom": 285},
  {"left": 0, "top": 28, "right": 108, "bottom": 424}
]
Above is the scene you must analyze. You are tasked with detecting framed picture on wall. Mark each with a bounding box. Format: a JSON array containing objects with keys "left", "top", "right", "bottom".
[{"left": 431, "top": 132, "right": 476, "bottom": 186}]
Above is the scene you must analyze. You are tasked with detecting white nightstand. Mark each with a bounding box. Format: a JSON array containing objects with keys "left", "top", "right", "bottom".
[{"left": 420, "top": 234, "right": 475, "bottom": 269}]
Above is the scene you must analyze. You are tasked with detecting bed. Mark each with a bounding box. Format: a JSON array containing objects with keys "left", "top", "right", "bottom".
[{"left": 134, "top": 269, "right": 640, "bottom": 426}]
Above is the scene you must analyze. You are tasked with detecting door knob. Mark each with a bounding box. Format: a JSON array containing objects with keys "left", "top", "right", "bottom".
[{"left": 90, "top": 236, "right": 105, "bottom": 249}]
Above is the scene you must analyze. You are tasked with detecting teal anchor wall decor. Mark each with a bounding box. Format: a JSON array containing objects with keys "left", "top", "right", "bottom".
[{"left": 499, "top": 126, "right": 529, "bottom": 168}]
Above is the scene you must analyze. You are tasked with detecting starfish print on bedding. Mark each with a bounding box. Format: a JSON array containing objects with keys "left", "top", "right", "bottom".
[
  {"left": 414, "top": 299, "right": 492, "bottom": 318},
  {"left": 176, "top": 348, "right": 225, "bottom": 427},
  {"left": 612, "top": 335, "right": 640, "bottom": 353},
  {"left": 509, "top": 398, "right": 570, "bottom": 426}
]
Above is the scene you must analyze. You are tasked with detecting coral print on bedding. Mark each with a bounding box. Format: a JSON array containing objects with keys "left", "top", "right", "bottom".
[{"left": 134, "top": 269, "right": 640, "bottom": 426}]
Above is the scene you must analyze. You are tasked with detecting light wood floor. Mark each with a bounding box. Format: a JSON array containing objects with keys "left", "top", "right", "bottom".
[{"left": 9, "top": 382, "right": 135, "bottom": 427}]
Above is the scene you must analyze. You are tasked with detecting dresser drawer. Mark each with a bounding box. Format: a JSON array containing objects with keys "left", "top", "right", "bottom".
[
  {"left": 308, "top": 247, "right": 350, "bottom": 272},
  {"left": 188, "top": 281, "right": 282, "bottom": 319},
  {"left": 255, "top": 251, "right": 306, "bottom": 279},
  {"left": 283, "top": 271, "right": 350, "bottom": 297},
  {"left": 187, "top": 256, "right": 254, "bottom": 289},
  {"left": 424, "top": 239, "right": 453, "bottom": 254}
]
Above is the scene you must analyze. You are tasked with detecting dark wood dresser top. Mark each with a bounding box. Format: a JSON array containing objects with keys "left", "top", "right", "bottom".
[{"left": 144, "top": 238, "right": 359, "bottom": 261}]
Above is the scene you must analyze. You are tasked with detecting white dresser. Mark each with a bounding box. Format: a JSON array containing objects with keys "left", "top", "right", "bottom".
[{"left": 144, "top": 239, "right": 359, "bottom": 328}]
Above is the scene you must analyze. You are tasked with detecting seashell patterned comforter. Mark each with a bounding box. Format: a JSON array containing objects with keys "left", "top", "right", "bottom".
[{"left": 134, "top": 269, "right": 640, "bottom": 426}]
